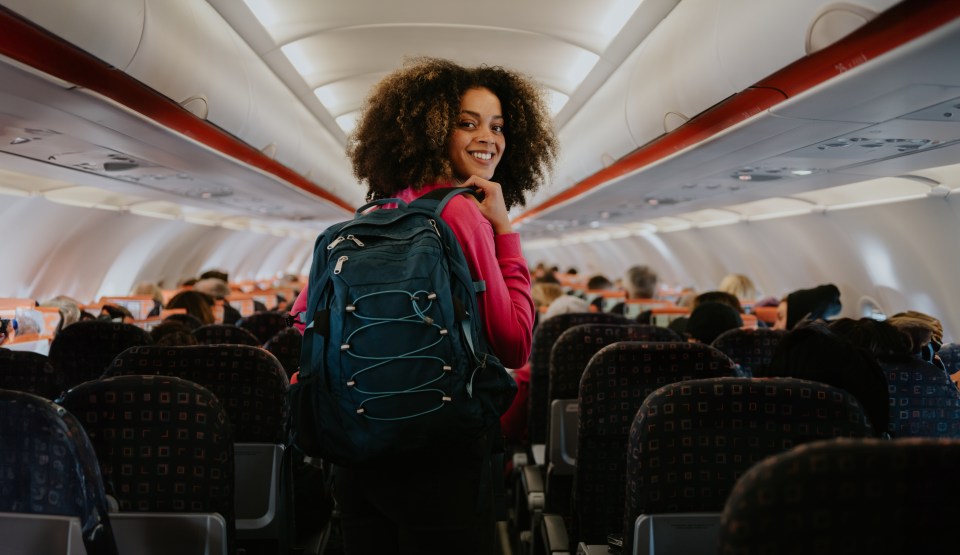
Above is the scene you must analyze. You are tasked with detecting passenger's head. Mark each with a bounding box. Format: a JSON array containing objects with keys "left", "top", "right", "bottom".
[
  {"left": 193, "top": 278, "right": 231, "bottom": 300},
  {"left": 42, "top": 295, "right": 82, "bottom": 334},
  {"left": 199, "top": 269, "right": 229, "bottom": 283},
  {"left": 827, "top": 318, "right": 911, "bottom": 357},
  {"left": 718, "top": 273, "right": 757, "bottom": 302},
  {"left": 623, "top": 265, "right": 657, "bottom": 299},
  {"left": 531, "top": 282, "right": 564, "bottom": 312},
  {"left": 686, "top": 302, "right": 743, "bottom": 345},
  {"left": 774, "top": 283, "right": 842, "bottom": 330},
  {"left": 586, "top": 274, "right": 613, "bottom": 291},
  {"left": 166, "top": 290, "right": 216, "bottom": 325},
  {"left": 767, "top": 322, "right": 889, "bottom": 435},
  {"left": 131, "top": 281, "right": 164, "bottom": 306},
  {"left": 348, "top": 57, "right": 558, "bottom": 208},
  {"left": 692, "top": 291, "right": 742, "bottom": 313},
  {"left": 543, "top": 295, "right": 591, "bottom": 320},
  {"left": 150, "top": 320, "right": 198, "bottom": 346},
  {"left": 887, "top": 310, "right": 944, "bottom": 363},
  {"left": 99, "top": 304, "right": 134, "bottom": 323}
]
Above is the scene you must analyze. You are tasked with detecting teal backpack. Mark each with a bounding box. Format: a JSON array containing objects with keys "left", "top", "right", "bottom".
[{"left": 288, "top": 187, "right": 517, "bottom": 467}]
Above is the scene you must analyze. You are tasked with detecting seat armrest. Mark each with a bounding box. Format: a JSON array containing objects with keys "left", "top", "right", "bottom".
[
  {"left": 576, "top": 543, "right": 611, "bottom": 555},
  {"left": 520, "top": 464, "right": 545, "bottom": 511},
  {"left": 541, "top": 513, "right": 570, "bottom": 554},
  {"left": 531, "top": 443, "right": 546, "bottom": 466}
]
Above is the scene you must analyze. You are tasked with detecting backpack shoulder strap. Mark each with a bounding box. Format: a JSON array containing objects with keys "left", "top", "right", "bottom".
[{"left": 411, "top": 187, "right": 480, "bottom": 217}]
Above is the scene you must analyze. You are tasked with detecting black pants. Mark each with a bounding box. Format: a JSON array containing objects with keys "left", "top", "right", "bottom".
[{"left": 333, "top": 458, "right": 495, "bottom": 555}]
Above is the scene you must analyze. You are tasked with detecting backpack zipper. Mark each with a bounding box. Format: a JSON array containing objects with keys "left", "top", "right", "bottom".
[
  {"left": 428, "top": 219, "right": 440, "bottom": 236},
  {"left": 327, "top": 235, "right": 365, "bottom": 250},
  {"left": 334, "top": 255, "right": 348, "bottom": 274}
]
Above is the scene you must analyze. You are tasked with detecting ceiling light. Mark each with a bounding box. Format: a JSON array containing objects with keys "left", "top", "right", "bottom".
[{"left": 791, "top": 169, "right": 814, "bottom": 176}]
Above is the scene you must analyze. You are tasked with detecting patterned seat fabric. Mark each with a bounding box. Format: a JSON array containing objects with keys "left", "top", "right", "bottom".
[
  {"left": 238, "top": 311, "right": 291, "bottom": 345},
  {"left": 711, "top": 328, "right": 786, "bottom": 377},
  {"left": 265, "top": 327, "right": 302, "bottom": 380},
  {"left": 192, "top": 324, "right": 261, "bottom": 346},
  {"left": 47, "top": 320, "right": 153, "bottom": 388},
  {"left": 622, "top": 377, "right": 875, "bottom": 554},
  {"left": 57, "top": 375, "right": 234, "bottom": 550},
  {"left": 0, "top": 348, "right": 69, "bottom": 400},
  {"left": 0, "top": 389, "right": 118, "bottom": 555},
  {"left": 938, "top": 342, "right": 960, "bottom": 376},
  {"left": 571, "top": 342, "right": 736, "bottom": 549},
  {"left": 878, "top": 354, "right": 960, "bottom": 438},
  {"left": 718, "top": 438, "right": 960, "bottom": 554},
  {"left": 106, "top": 344, "right": 289, "bottom": 443},
  {"left": 528, "top": 312, "right": 629, "bottom": 445}
]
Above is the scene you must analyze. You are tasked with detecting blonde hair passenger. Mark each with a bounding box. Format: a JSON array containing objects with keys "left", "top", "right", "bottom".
[{"left": 718, "top": 273, "right": 757, "bottom": 302}]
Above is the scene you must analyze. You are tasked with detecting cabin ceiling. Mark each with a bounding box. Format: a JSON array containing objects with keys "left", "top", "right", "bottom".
[{"left": 0, "top": 0, "right": 958, "bottom": 240}]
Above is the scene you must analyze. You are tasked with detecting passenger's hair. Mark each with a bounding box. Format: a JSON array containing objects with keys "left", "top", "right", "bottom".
[
  {"left": 623, "top": 265, "right": 657, "bottom": 298},
  {"left": 718, "top": 273, "right": 757, "bottom": 301},
  {"left": 767, "top": 322, "right": 889, "bottom": 435},
  {"left": 199, "top": 269, "right": 229, "bottom": 282},
  {"left": 828, "top": 318, "right": 911, "bottom": 356},
  {"left": 131, "top": 281, "right": 164, "bottom": 305},
  {"left": 887, "top": 310, "right": 943, "bottom": 350},
  {"left": 543, "top": 295, "right": 591, "bottom": 320},
  {"left": 586, "top": 274, "right": 613, "bottom": 290},
  {"left": 162, "top": 312, "right": 204, "bottom": 331},
  {"left": 531, "top": 283, "right": 564, "bottom": 311},
  {"left": 348, "top": 57, "right": 558, "bottom": 209},
  {"left": 166, "top": 290, "right": 216, "bottom": 325},
  {"left": 692, "top": 291, "right": 742, "bottom": 313},
  {"left": 150, "top": 321, "right": 198, "bottom": 346},
  {"left": 43, "top": 295, "right": 82, "bottom": 333},
  {"left": 99, "top": 304, "right": 133, "bottom": 322},
  {"left": 687, "top": 302, "right": 743, "bottom": 345},
  {"left": 193, "top": 278, "right": 231, "bottom": 300}
]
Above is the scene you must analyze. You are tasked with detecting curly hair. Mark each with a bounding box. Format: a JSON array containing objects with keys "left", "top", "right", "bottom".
[{"left": 347, "top": 57, "right": 558, "bottom": 209}]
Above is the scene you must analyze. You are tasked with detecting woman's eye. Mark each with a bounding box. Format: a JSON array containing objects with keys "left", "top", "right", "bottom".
[
  {"left": 492, "top": 125, "right": 504, "bottom": 133},
  {"left": 459, "top": 121, "right": 476, "bottom": 129}
]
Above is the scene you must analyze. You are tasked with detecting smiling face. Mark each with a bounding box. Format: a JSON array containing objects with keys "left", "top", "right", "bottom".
[{"left": 448, "top": 87, "right": 505, "bottom": 181}]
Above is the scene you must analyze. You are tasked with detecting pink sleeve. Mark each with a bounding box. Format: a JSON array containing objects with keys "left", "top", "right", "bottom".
[
  {"left": 290, "top": 286, "right": 308, "bottom": 335},
  {"left": 442, "top": 196, "right": 535, "bottom": 368}
]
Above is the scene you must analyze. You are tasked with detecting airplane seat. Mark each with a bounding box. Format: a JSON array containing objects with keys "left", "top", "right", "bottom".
[
  {"left": 0, "top": 389, "right": 119, "bottom": 555},
  {"left": 710, "top": 328, "right": 787, "bottom": 377},
  {"left": 238, "top": 311, "right": 291, "bottom": 345},
  {"left": 559, "top": 342, "right": 736, "bottom": 553},
  {"left": 0, "top": 348, "right": 70, "bottom": 400},
  {"left": 264, "top": 327, "right": 302, "bottom": 380},
  {"left": 57, "top": 374, "right": 234, "bottom": 555},
  {"left": 620, "top": 377, "right": 875, "bottom": 555},
  {"left": 937, "top": 342, "right": 960, "bottom": 383},
  {"left": 162, "top": 313, "right": 204, "bottom": 331},
  {"left": 717, "top": 437, "right": 960, "bottom": 554},
  {"left": 104, "top": 344, "right": 294, "bottom": 553},
  {"left": 47, "top": 321, "right": 153, "bottom": 388},
  {"left": 192, "top": 323, "right": 261, "bottom": 347},
  {"left": 878, "top": 354, "right": 960, "bottom": 438}
]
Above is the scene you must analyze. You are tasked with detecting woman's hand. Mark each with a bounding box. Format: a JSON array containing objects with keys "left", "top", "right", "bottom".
[{"left": 460, "top": 175, "right": 513, "bottom": 235}]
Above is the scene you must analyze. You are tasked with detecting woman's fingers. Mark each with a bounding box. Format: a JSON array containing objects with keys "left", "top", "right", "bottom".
[{"left": 460, "top": 176, "right": 512, "bottom": 234}]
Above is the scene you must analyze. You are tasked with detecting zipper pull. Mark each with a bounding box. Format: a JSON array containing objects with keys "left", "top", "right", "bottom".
[
  {"left": 327, "top": 236, "right": 346, "bottom": 250},
  {"left": 346, "top": 235, "right": 365, "bottom": 247},
  {"left": 334, "top": 255, "right": 348, "bottom": 274},
  {"left": 428, "top": 219, "right": 440, "bottom": 236}
]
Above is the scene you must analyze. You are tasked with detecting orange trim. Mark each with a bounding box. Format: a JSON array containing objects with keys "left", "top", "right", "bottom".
[
  {"left": 515, "top": 0, "right": 960, "bottom": 225},
  {"left": 0, "top": 6, "right": 356, "bottom": 214}
]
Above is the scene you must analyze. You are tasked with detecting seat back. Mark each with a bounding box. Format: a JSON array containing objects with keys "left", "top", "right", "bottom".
[
  {"left": 529, "top": 312, "right": 629, "bottom": 445},
  {"left": 106, "top": 344, "right": 289, "bottom": 443},
  {"left": 237, "top": 311, "right": 290, "bottom": 345},
  {"left": 718, "top": 438, "right": 960, "bottom": 554},
  {"left": 57, "top": 375, "right": 234, "bottom": 552},
  {"left": 879, "top": 355, "right": 960, "bottom": 438},
  {"left": 0, "top": 348, "right": 68, "bottom": 400},
  {"left": 47, "top": 321, "right": 152, "bottom": 387},
  {"left": 710, "top": 328, "right": 786, "bottom": 377},
  {"left": 0, "top": 390, "right": 118, "bottom": 555},
  {"left": 265, "top": 327, "right": 302, "bottom": 380},
  {"left": 622, "top": 377, "right": 875, "bottom": 554},
  {"left": 633, "top": 513, "right": 721, "bottom": 555},
  {"left": 936, "top": 342, "right": 960, "bottom": 385},
  {"left": 192, "top": 324, "right": 261, "bottom": 346},
  {"left": 572, "top": 342, "right": 737, "bottom": 548}
]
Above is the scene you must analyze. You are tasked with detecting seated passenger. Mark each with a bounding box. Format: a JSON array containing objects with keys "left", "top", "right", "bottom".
[
  {"left": 149, "top": 320, "right": 198, "bottom": 346},
  {"left": 773, "top": 283, "right": 842, "bottom": 330},
  {"left": 611, "top": 265, "right": 658, "bottom": 321},
  {"left": 192, "top": 278, "right": 242, "bottom": 325},
  {"left": 166, "top": 290, "right": 216, "bottom": 325},
  {"left": 686, "top": 302, "right": 743, "bottom": 345},
  {"left": 99, "top": 303, "right": 134, "bottom": 323},
  {"left": 718, "top": 273, "right": 758, "bottom": 303},
  {"left": 767, "top": 322, "right": 889, "bottom": 436},
  {"left": 131, "top": 281, "right": 164, "bottom": 317},
  {"left": 887, "top": 310, "right": 945, "bottom": 370},
  {"left": 828, "top": 318, "right": 912, "bottom": 357}
]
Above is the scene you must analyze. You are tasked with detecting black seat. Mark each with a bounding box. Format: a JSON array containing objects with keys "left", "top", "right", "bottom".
[
  {"left": 192, "top": 324, "right": 261, "bottom": 347},
  {"left": 878, "top": 354, "right": 960, "bottom": 438},
  {"left": 711, "top": 327, "right": 786, "bottom": 377},
  {"left": 0, "top": 389, "right": 119, "bottom": 555},
  {"left": 238, "top": 311, "right": 291, "bottom": 345},
  {"left": 47, "top": 320, "right": 152, "bottom": 387},
  {"left": 0, "top": 348, "right": 68, "bottom": 400}
]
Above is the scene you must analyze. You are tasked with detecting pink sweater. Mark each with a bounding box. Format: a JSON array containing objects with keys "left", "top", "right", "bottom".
[{"left": 290, "top": 183, "right": 534, "bottom": 369}]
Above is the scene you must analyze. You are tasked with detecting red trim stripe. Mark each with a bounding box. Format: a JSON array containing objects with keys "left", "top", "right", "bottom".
[
  {"left": 514, "top": 0, "right": 960, "bottom": 225},
  {"left": 0, "top": 6, "right": 356, "bottom": 214}
]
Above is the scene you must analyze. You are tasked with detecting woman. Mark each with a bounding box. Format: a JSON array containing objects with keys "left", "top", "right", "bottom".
[{"left": 291, "top": 57, "right": 557, "bottom": 554}]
